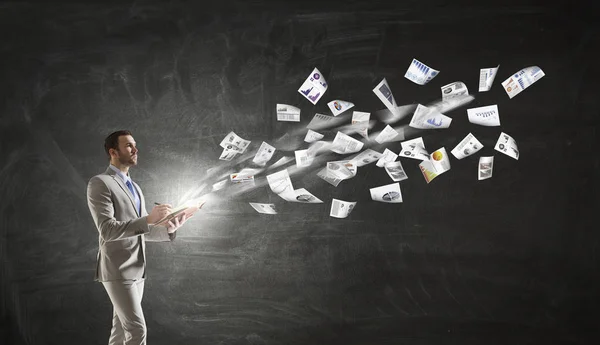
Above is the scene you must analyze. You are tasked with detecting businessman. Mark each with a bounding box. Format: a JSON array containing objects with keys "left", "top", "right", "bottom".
[{"left": 87, "top": 130, "right": 189, "bottom": 345}]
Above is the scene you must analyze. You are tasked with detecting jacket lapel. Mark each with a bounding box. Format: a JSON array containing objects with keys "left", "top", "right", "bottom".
[{"left": 105, "top": 167, "right": 138, "bottom": 216}]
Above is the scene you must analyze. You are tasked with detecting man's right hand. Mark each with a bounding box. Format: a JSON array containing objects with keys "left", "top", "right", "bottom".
[{"left": 147, "top": 204, "right": 172, "bottom": 224}]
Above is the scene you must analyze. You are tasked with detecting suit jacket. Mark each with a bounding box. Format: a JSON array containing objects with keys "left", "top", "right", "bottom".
[{"left": 87, "top": 166, "right": 174, "bottom": 282}]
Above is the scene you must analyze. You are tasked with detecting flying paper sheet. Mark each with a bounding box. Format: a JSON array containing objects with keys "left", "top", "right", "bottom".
[
  {"left": 219, "top": 147, "right": 238, "bottom": 161},
  {"left": 230, "top": 173, "right": 255, "bottom": 184},
  {"left": 494, "top": 132, "right": 519, "bottom": 160},
  {"left": 266, "top": 169, "right": 295, "bottom": 198},
  {"left": 451, "top": 133, "right": 483, "bottom": 159},
  {"left": 409, "top": 104, "right": 452, "bottom": 129},
  {"left": 348, "top": 149, "right": 383, "bottom": 167},
  {"left": 384, "top": 161, "right": 408, "bottom": 182},
  {"left": 376, "top": 148, "right": 398, "bottom": 167},
  {"left": 317, "top": 167, "right": 344, "bottom": 187},
  {"left": 304, "top": 129, "right": 324, "bottom": 143},
  {"left": 252, "top": 141, "right": 276, "bottom": 166},
  {"left": 479, "top": 65, "right": 499, "bottom": 92},
  {"left": 220, "top": 131, "right": 251, "bottom": 153},
  {"left": 298, "top": 67, "right": 328, "bottom": 104},
  {"left": 467, "top": 104, "right": 500, "bottom": 126},
  {"left": 331, "top": 131, "right": 364, "bottom": 154},
  {"left": 404, "top": 58, "right": 440, "bottom": 85},
  {"left": 478, "top": 156, "right": 494, "bottom": 180},
  {"left": 430, "top": 147, "right": 451, "bottom": 174},
  {"left": 419, "top": 160, "right": 439, "bottom": 184},
  {"left": 276, "top": 104, "right": 301, "bottom": 122},
  {"left": 351, "top": 111, "right": 370, "bottom": 139},
  {"left": 327, "top": 100, "right": 355, "bottom": 116},
  {"left": 249, "top": 203, "right": 277, "bottom": 214},
  {"left": 295, "top": 149, "right": 314, "bottom": 168},
  {"left": 441, "top": 81, "right": 469, "bottom": 99},
  {"left": 374, "top": 125, "right": 399, "bottom": 144},
  {"left": 326, "top": 160, "right": 358, "bottom": 180},
  {"left": 399, "top": 137, "right": 429, "bottom": 161},
  {"left": 307, "top": 113, "right": 336, "bottom": 130},
  {"left": 373, "top": 78, "right": 398, "bottom": 113},
  {"left": 330, "top": 199, "right": 357, "bottom": 218},
  {"left": 370, "top": 183, "right": 403, "bottom": 203},
  {"left": 501, "top": 66, "right": 545, "bottom": 99}
]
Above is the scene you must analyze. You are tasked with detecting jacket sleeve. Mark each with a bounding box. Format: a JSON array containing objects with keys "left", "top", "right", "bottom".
[
  {"left": 140, "top": 195, "right": 175, "bottom": 243},
  {"left": 87, "top": 176, "right": 154, "bottom": 242}
]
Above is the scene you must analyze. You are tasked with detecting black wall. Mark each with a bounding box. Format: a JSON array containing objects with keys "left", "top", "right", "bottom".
[{"left": 1, "top": 1, "right": 599, "bottom": 344}]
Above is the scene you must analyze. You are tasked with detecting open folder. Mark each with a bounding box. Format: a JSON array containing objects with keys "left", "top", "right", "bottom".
[{"left": 153, "top": 199, "right": 207, "bottom": 226}]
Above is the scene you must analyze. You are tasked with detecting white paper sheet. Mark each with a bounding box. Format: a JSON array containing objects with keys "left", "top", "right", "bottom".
[
  {"left": 330, "top": 199, "right": 357, "bottom": 218},
  {"left": 230, "top": 173, "right": 255, "bottom": 184},
  {"left": 494, "top": 132, "right": 519, "bottom": 160},
  {"left": 451, "top": 133, "right": 483, "bottom": 159},
  {"left": 501, "top": 66, "right": 545, "bottom": 99},
  {"left": 219, "top": 147, "right": 238, "bottom": 161},
  {"left": 351, "top": 111, "right": 370, "bottom": 139},
  {"left": 331, "top": 131, "right": 364, "bottom": 154},
  {"left": 285, "top": 188, "right": 323, "bottom": 203},
  {"left": 304, "top": 129, "right": 324, "bottom": 143},
  {"left": 326, "top": 160, "right": 358, "bottom": 180},
  {"left": 266, "top": 169, "right": 295, "bottom": 197},
  {"left": 252, "top": 141, "right": 276, "bottom": 166},
  {"left": 370, "top": 183, "right": 403, "bottom": 203},
  {"left": 374, "top": 125, "right": 399, "bottom": 144},
  {"left": 317, "top": 167, "right": 344, "bottom": 187},
  {"left": 441, "top": 81, "right": 469, "bottom": 99},
  {"left": 276, "top": 104, "right": 301, "bottom": 122},
  {"left": 298, "top": 67, "right": 328, "bottom": 104},
  {"left": 409, "top": 104, "right": 452, "bottom": 129},
  {"left": 479, "top": 65, "right": 499, "bottom": 92},
  {"left": 249, "top": 203, "right": 277, "bottom": 214},
  {"left": 373, "top": 78, "right": 398, "bottom": 113},
  {"left": 478, "top": 156, "right": 494, "bottom": 180},
  {"left": 376, "top": 148, "right": 398, "bottom": 167},
  {"left": 327, "top": 100, "right": 355, "bottom": 116},
  {"left": 220, "top": 131, "right": 251, "bottom": 153},
  {"left": 467, "top": 104, "right": 500, "bottom": 126},
  {"left": 399, "top": 137, "right": 429, "bottom": 161},
  {"left": 430, "top": 147, "right": 451, "bottom": 174},
  {"left": 307, "top": 113, "right": 335, "bottom": 130},
  {"left": 348, "top": 149, "right": 383, "bottom": 167},
  {"left": 404, "top": 58, "right": 440, "bottom": 85},
  {"left": 384, "top": 161, "right": 408, "bottom": 182},
  {"left": 419, "top": 160, "right": 439, "bottom": 184},
  {"left": 294, "top": 149, "right": 314, "bottom": 168}
]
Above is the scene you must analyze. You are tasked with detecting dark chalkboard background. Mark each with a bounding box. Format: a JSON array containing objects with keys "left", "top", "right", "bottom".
[{"left": 1, "top": 0, "right": 599, "bottom": 344}]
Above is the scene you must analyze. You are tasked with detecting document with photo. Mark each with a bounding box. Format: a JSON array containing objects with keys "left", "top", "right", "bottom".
[
  {"left": 376, "top": 148, "right": 398, "bottom": 167},
  {"left": 328, "top": 100, "right": 355, "bottom": 116},
  {"left": 330, "top": 199, "right": 357, "bottom": 218},
  {"left": 451, "top": 133, "right": 483, "bottom": 159},
  {"left": 479, "top": 65, "right": 500, "bottom": 92},
  {"left": 252, "top": 141, "right": 276, "bottom": 166},
  {"left": 374, "top": 125, "right": 399, "bottom": 144},
  {"left": 219, "top": 147, "right": 238, "bottom": 161},
  {"left": 404, "top": 58, "right": 440, "bottom": 85},
  {"left": 331, "top": 131, "right": 364, "bottom": 154},
  {"left": 220, "top": 131, "right": 251, "bottom": 153},
  {"left": 399, "top": 137, "right": 429, "bottom": 161},
  {"left": 348, "top": 149, "right": 383, "bottom": 167},
  {"left": 286, "top": 188, "right": 323, "bottom": 203},
  {"left": 370, "top": 183, "right": 403, "bottom": 203},
  {"left": 276, "top": 104, "right": 301, "bottom": 122},
  {"left": 384, "top": 161, "right": 408, "bottom": 182},
  {"left": 419, "top": 160, "right": 439, "bottom": 184},
  {"left": 304, "top": 129, "right": 324, "bottom": 143},
  {"left": 494, "top": 132, "right": 519, "bottom": 160},
  {"left": 249, "top": 203, "right": 277, "bottom": 214},
  {"left": 501, "top": 66, "right": 545, "bottom": 99},
  {"left": 298, "top": 67, "right": 328, "bottom": 104},
  {"left": 441, "top": 81, "right": 469, "bottom": 99},
  {"left": 429, "top": 147, "right": 451, "bottom": 174},
  {"left": 326, "top": 160, "right": 358, "bottom": 180},
  {"left": 467, "top": 104, "right": 500, "bottom": 126},
  {"left": 478, "top": 156, "right": 494, "bottom": 180},
  {"left": 409, "top": 104, "right": 452, "bottom": 129},
  {"left": 373, "top": 78, "right": 398, "bottom": 113},
  {"left": 351, "top": 111, "right": 370, "bottom": 139}
]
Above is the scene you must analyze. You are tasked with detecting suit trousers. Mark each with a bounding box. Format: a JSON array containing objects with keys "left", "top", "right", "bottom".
[{"left": 102, "top": 279, "right": 146, "bottom": 345}]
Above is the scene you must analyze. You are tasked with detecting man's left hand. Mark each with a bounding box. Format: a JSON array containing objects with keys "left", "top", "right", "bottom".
[{"left": 167, "top": 213, "right": 190, "bottom": 234}]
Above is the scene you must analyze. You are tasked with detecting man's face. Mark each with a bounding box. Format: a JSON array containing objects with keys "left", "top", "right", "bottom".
[{"left": 112, "top": 135, "right": 138, "bottom": 166}]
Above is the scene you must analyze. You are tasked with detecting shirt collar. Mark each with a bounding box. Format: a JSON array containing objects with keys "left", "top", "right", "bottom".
[{"left": 109, "top": 164, "right": 132, "bottom": 185}]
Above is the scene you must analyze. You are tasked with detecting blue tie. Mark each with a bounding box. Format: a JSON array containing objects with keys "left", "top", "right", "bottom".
[{"left": 125, "top": 180, "right": 141, "bottom": 215}]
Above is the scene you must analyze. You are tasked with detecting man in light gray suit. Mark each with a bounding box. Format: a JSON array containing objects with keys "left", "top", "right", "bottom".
[{"left": 87, "top": 130, "right": 190, "bottom": 345}]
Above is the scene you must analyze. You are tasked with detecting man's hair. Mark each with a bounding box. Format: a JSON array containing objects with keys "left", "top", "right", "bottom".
[{"left": 104, "top": 130, "right": 132, "bottom": 160}]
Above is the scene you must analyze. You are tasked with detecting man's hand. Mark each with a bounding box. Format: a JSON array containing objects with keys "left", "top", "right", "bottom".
[
  {"left": 167, "top": 213, "right": 190, "bottom": 234},
  {"left": 147, "top": 204, "right": 172, "bottom": 224}
]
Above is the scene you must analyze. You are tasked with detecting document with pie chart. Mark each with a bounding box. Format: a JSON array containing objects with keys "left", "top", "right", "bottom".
[{"left": 369, "top": 183, "right": 403, "bottom": 203}]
